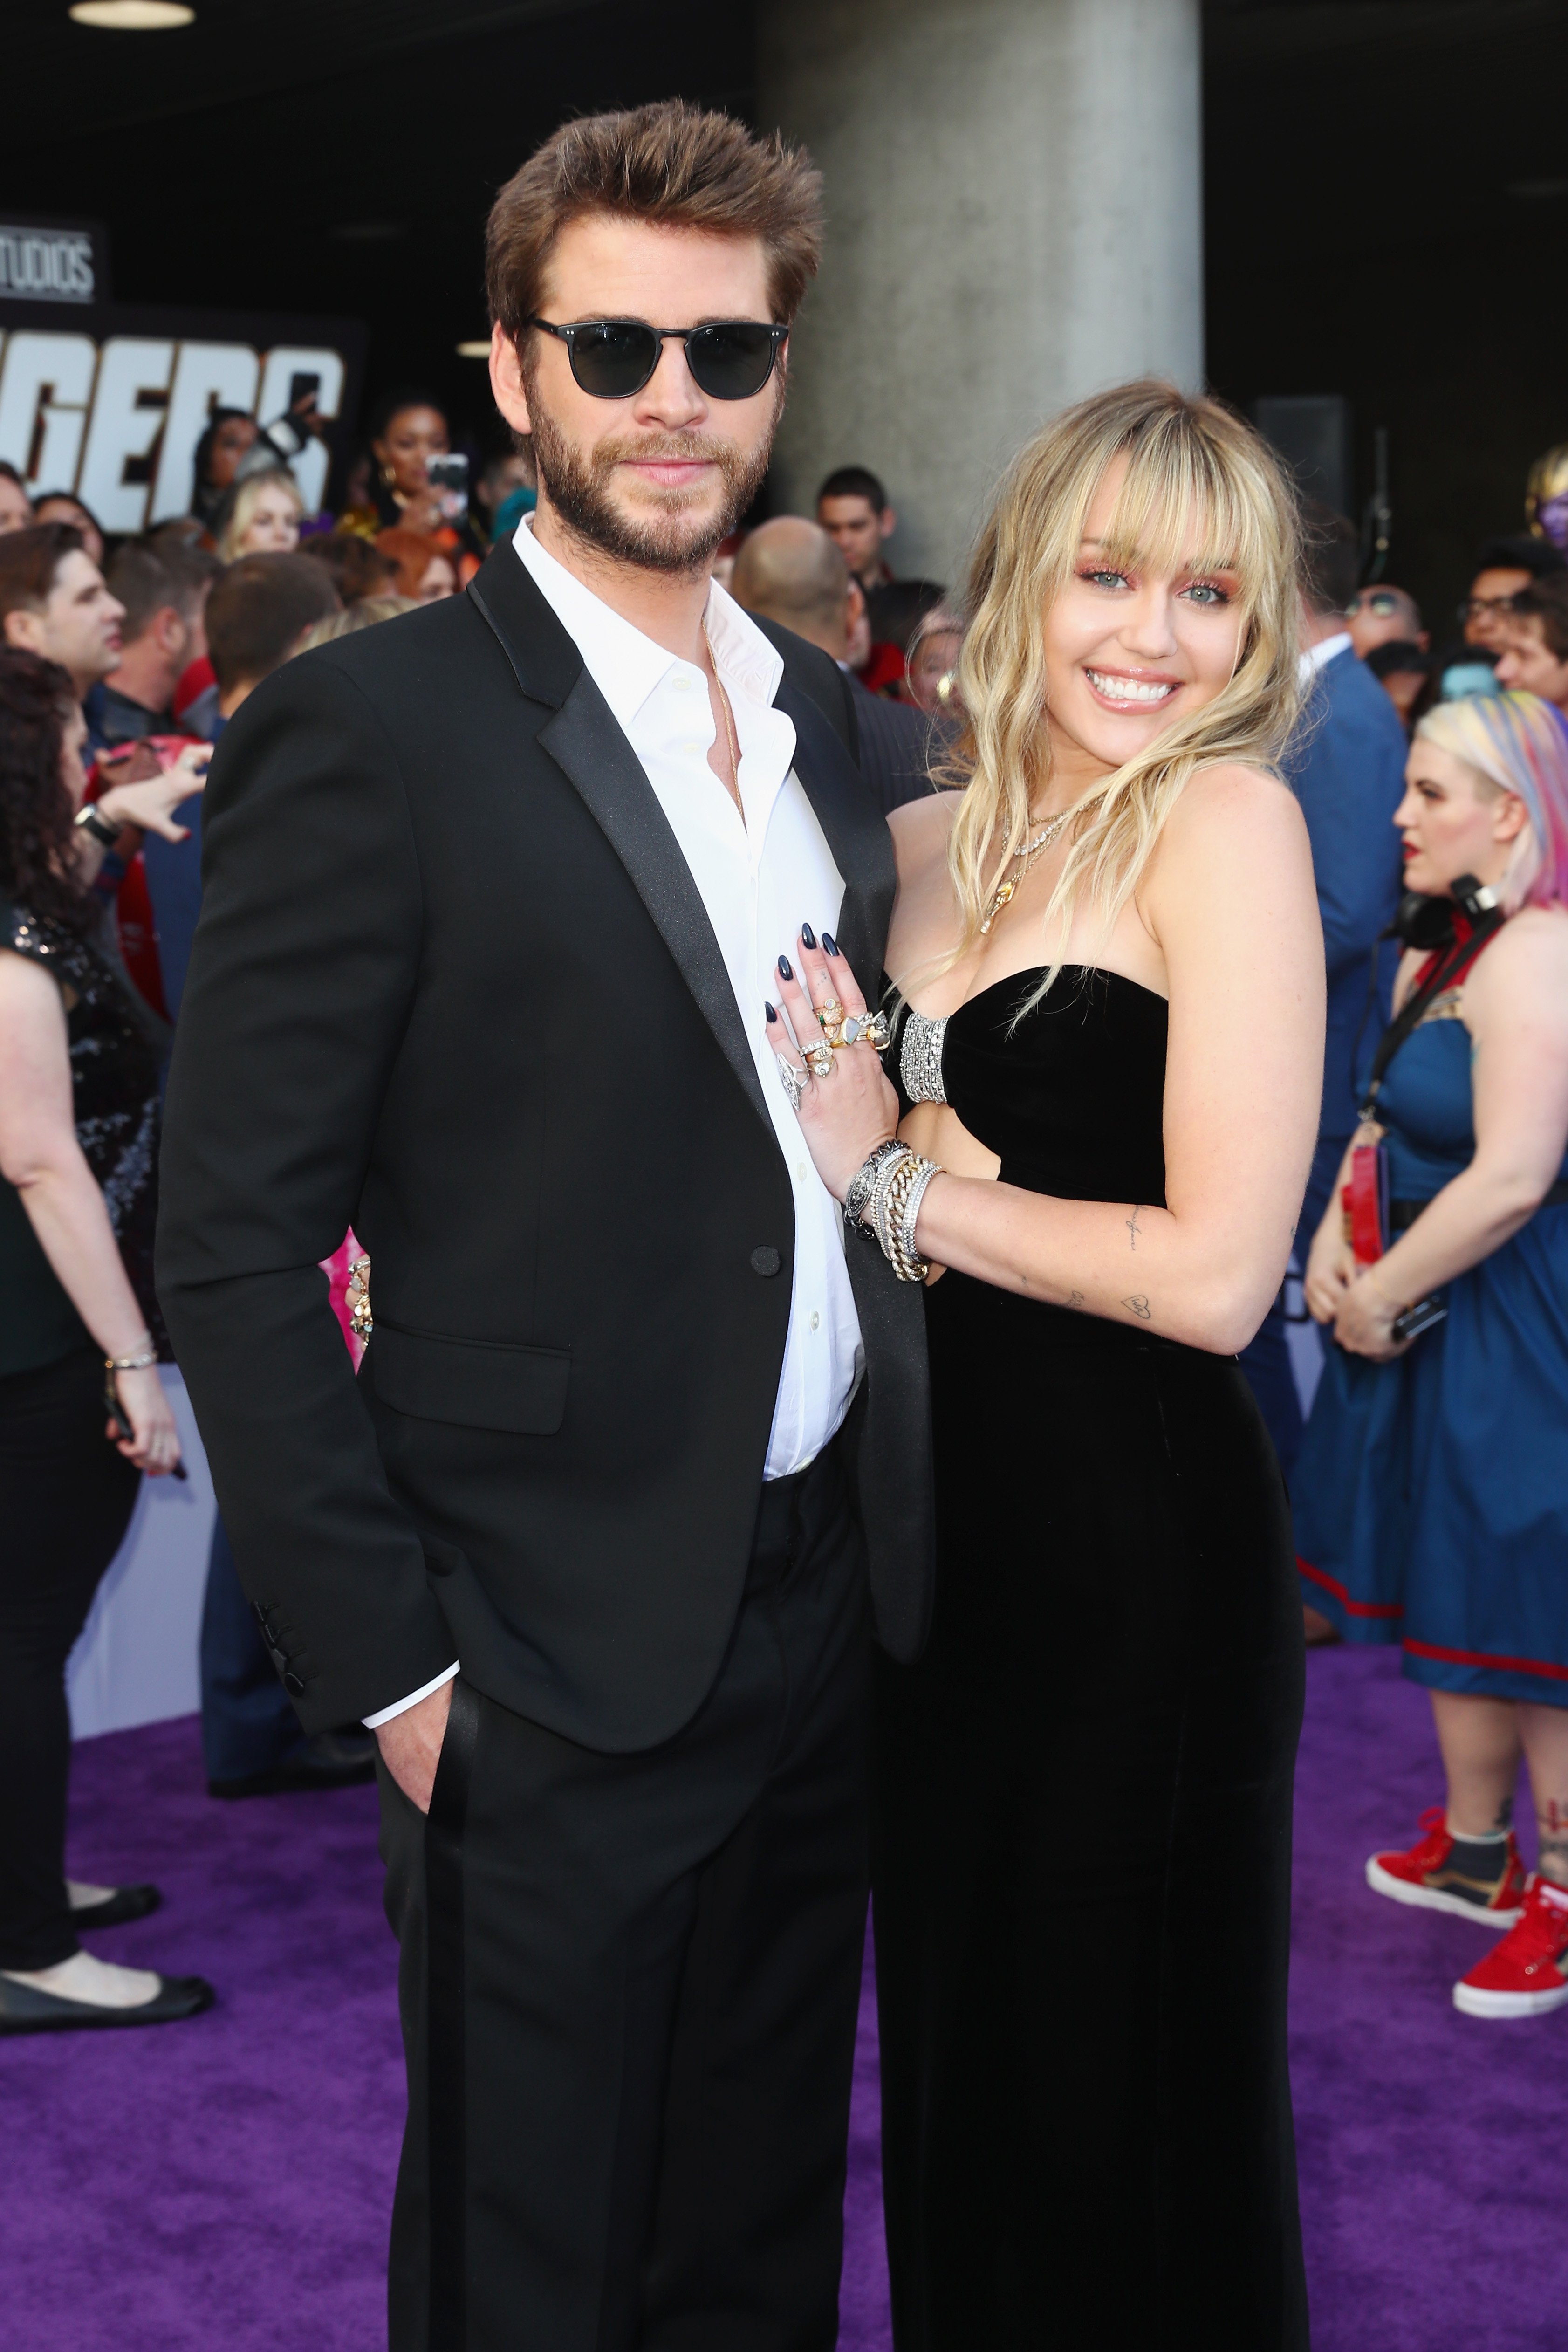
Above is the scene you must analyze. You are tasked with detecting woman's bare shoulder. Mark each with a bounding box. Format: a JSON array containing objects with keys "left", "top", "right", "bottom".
[
  {"left": 1172, "top": 757, "right": 1304, "bottom": 830},
  {"left": 1153, "top": 759, "right": 1312, "bottom": 896},
  {"left": 1474, "top": 903, "right": 1568, "bottom": 995},
  {"left": 888, "top": 787, "right": 961, "bottom": 872}
]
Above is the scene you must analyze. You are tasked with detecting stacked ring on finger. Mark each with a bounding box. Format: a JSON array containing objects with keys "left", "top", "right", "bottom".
[
  {"left": 816, "top": 998, "right": 847, "bottom": 1044},
  {"left": 775, "top": 1052, "right": 808, "bottom": 1112},
  {"left": 804, "top": 1038, "right": 836, "bottom": 1080},
  {"left": 834, "top": 1010, "right": 891, "bottom": 1051}
]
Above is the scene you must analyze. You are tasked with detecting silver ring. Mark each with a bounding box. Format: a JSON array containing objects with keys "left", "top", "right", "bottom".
[
  {"left": 775, "top": 1053, "right": 808, "bottom": 1111},
  {"left": 838, "top": 1010, "right": 891, "bottom": 1051}
]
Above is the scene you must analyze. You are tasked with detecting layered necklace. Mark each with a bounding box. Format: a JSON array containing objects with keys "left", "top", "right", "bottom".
[{"left": 979, "top": 793, "right": 1102, "bottom": 935}]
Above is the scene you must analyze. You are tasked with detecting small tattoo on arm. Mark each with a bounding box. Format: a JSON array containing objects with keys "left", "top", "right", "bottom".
[
  {"left": 1067, "top": 1289, "right": 1085, "bottom": 1307},
  {"left": 1126, "top": 1204, "right": 1143, "bottom": 1252},
  {"left": 1122, "top": 1294, "right": 1152, "bottom": 1321}
]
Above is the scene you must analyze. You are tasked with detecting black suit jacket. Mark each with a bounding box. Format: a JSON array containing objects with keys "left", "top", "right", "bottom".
[
  {"left": 848, "top": 673, "right": 945, "bottom": 815},
  {"left": 156, "top": 542, "right": 933, "bottom": 1752}
]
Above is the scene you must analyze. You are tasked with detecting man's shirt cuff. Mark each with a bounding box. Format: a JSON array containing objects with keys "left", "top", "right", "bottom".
[{"left": 363, "top": 1661, "right": 460, "bottom": 1728}]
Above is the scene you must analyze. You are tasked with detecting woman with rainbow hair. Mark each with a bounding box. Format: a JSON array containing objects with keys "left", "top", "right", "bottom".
[{"left": 1296, "top": 688, "right": 1568, "bottom": 2019}]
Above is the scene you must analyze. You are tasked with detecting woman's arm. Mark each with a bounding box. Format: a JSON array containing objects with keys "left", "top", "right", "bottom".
[
  {"left": 0, "top": 949, "right": 179, "bottom": 1470},
  {"left": 782, "top": 764, "right": 1324, "bottom": 1356},
  {"left": 1334, "top": 912, "right": 1568, "bottom": 1355}
]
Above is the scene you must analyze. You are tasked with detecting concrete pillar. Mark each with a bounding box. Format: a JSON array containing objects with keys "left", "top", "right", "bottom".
[{"left": 757, "top": 0, "right": 1204, "bottom": 590}]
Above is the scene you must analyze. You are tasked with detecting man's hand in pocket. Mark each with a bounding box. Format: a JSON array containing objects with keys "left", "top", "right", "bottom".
[{"left": 374, "top": 1678, "right": 455, "bottom": 1814}]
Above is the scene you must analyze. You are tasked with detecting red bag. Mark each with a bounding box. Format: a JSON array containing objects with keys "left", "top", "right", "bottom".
[{"left": 1344, "top": 1140, "right": 1390, "bottom": 1267}]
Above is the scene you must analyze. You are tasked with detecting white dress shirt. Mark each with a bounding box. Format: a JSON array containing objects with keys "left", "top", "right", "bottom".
[
  {"left": 364, "top": 521, "right": 865, "bottom": 1728},
  {"left": 1298, "top": 629, "right": 1353, "bottom": 685}
]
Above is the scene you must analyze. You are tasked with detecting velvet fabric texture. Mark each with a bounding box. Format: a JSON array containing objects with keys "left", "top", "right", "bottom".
[
  {"left": 875, "top": 1286, "right": 1308, "bottom": 2350},
  {"left": 876, "top": 965, "right": 1308, "bottom": 2348}
]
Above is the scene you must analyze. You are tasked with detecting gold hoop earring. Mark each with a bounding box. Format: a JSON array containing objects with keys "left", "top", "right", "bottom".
[{"left": 379, "top": 462, "right": 397, "bottom": 489}]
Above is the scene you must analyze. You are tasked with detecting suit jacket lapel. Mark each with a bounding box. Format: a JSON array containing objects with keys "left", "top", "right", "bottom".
[
  {"left": 774, "top": 676, "right": 897, "bottom": 997},
  {"left": 539, "top": 673, "right": 773, "bottom": 1132},
  {"left": 469, "top": 546, "right": 772, "bottom": 1136}
]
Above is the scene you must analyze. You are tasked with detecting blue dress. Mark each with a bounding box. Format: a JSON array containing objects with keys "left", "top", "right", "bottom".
[{"left": 1294, "top": 1005, "right": 1568, "bottom": 1703}]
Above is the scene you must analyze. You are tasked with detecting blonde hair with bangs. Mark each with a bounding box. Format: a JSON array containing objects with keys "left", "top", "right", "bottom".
[{"left": 934, "top": 380, "right": 1304, "bottom": 1015}]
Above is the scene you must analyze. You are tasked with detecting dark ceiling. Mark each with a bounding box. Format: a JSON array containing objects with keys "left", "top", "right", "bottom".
[{"left": 5, "top": 0, "right": 1566, "bottom": 620}]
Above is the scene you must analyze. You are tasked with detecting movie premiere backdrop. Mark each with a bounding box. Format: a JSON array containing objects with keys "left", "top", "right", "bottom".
[{"left": 0, "top": 219, "right": 365, "bottom": 527}]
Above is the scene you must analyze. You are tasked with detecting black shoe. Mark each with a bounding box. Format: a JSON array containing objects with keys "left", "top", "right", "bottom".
[
  {"left": 0, "top": 1971, "right": 215, "bottom": 2036},
  {"left": 70, "top": 1884, "right": 162, "bottom": 1932},
  {"left": 207, "top": 1727, "right": 377, "bottom": 1800}
]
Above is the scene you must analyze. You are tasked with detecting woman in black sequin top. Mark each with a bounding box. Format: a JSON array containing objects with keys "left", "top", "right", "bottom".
[{"left": 0, "top": 647, "right": 213, "bottom": 2035}]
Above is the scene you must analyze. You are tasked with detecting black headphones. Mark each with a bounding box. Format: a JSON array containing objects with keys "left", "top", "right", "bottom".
[{"left": 1389, "top": 874, "right": 1503, "bottom": 950}]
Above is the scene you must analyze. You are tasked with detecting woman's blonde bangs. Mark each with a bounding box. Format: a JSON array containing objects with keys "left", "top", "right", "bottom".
[
  {"left": 1093, "top": 421, "right": 1278, "bottom": 614},
  {"left": 918, "top": 380, "right": 1303, "bottom": 1017}
]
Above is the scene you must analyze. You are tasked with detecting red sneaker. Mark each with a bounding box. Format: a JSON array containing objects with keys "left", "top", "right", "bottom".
[
  {"left": 1366, "top": 1807, "right": 1527, "bottom": 1925},
  {"left": 1454, "top": 1877, "right": 1568, "bottom": 2018}
]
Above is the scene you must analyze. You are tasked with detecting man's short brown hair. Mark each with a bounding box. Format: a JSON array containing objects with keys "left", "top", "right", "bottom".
[
  {"left": 0, "top": 522, "right": 83, "bottom": 620},
  {"left": 486, "top": 101, "right": 823, "bottom": 350},
  {"left": 1513, "top": 575, "right": 1568, "bottom": 663},
  {"left": 205, "top": 552, "right": 339, "bottom": 693},
  {"left": 107, "top": 535, "right": 221, "bottom": 642}
]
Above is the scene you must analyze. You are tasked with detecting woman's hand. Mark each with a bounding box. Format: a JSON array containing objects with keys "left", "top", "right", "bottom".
[
  {"left": 1302, "top": 1217, "right": 1356, "bottom": 1326},
  {"left": 769, "top": 930, "right": 899, "bottom": 1201},
  {"left": 109, "top": 1364, "right": 183, "bottom": 1475},
  {"left": 96, "top": 741, "right": 211, "bottom": 844},
  {"left": 1331, "top": 1267, "right": 1412, "bottom": 1363}
]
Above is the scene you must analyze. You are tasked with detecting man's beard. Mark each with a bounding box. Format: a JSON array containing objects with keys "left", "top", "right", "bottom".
[{"left": 527, "top": 387, "right": 777, "bottom": 577}]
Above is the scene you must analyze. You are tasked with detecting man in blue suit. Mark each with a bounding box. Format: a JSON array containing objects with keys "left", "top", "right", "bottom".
[{"left": 1241, "top": 507, "right": 1409, "bottom": 1475}]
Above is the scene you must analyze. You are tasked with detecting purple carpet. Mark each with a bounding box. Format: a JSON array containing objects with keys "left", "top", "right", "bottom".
[{"left": 4, "top": 1649, "right": 1565, "bottom": 2348}]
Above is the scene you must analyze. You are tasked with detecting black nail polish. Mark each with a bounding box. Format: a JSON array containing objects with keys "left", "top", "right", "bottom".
[
  {"left": 801, "top": 922, "right": 817, "bottom": 950},
  {"left": 777, "top": 954, "right": 793, "bottom": 981},
  {"left": 765, "top": 1001, "right": 777, "bottom": 1023},
  {"left": 822, "top": 932, "right": 838, "bottom": 958}
]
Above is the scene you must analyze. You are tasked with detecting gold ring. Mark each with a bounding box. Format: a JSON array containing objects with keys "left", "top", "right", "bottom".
[{"left": 817, "top": 998, "right": 847, "bottom": 1045}]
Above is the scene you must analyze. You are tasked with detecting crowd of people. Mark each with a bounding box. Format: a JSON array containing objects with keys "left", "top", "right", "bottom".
[{"left": 1, "top": 87, "right": 1567, "bottom": 2352}]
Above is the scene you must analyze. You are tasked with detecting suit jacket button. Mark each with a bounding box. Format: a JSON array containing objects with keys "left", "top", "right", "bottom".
[
  {"left": 750, "top": 1246, "right": 781, "bottom": 1277},
  {"left": 283, "top": 1669, "right": 306, "bottom": 1697}
]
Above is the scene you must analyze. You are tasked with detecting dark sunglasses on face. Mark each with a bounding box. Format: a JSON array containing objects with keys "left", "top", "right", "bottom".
[{"left": 527, "top": 317, "right": 788, "bottom": 402}]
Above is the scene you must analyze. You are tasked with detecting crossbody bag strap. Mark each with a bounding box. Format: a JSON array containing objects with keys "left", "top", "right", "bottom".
[{"left": 1359, "top": 912, "right": 1506, "bottom": 1122}]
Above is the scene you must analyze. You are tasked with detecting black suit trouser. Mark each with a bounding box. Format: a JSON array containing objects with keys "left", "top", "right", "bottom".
[{"left": 376, "top": 1438, "right": 870, "bottom": 2352}]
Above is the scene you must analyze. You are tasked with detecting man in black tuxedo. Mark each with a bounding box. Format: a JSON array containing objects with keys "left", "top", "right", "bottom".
[{"left": 157, "top": 101, "right": 931, "bottom": 2352}]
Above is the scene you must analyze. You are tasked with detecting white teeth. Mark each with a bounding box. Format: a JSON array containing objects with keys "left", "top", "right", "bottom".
[{"left": 1085, "top": 668, "right": 1175, "bottom": 704}]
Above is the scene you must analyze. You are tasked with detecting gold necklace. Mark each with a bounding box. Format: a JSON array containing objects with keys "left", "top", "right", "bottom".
[
  {"left": 978, "top": 791, "right": 1105, "bottom": 935},
  {"left": 702, "top": 623, "right": 743, "bottom": 815}
]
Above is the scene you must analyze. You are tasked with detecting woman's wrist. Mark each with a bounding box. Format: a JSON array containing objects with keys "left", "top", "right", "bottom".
[
  {"left": 74, "top": 800, "right": 124, "bottom": 848},
  {"left": 1360, "top": 1263, "right": 1406, "bottom": 1320},
  {"left": 104, "top": 1330, "right": 157, "bottom": 1372}
]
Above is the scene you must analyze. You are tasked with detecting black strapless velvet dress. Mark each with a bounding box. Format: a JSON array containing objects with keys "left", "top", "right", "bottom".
[{"left": 874, "top": 968, "right": 1309, "bottom": 2351}]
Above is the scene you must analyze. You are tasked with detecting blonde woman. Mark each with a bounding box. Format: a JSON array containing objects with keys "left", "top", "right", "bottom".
[
  {"left": 771, "top": 381, "right": 1322, "bottom": 2347},
  {"left": 213, "top": 467, "right": 303, "bottom": 562},
  {"left": 1296, "top": 693, "right": 1568, "bottom": 2023}
]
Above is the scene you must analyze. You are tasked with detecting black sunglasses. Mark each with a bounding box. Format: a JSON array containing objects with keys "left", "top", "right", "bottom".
[{"left": 526, "top": 317, "right": 788, "bottom": 402}]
